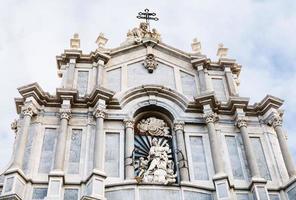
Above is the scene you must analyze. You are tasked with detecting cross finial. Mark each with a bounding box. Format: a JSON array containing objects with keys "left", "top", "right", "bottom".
[{"left": 137, "top": 8, "right": 159, "bottom": 31}]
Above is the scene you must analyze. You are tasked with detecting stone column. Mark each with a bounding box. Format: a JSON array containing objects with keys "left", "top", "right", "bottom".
[
  {"left": 12, "top": 104, "right": 37, "bottom": 169},
  {"left": 93, "top": 108, "right": 105, "bottom": 170},
  {"left": 53, "top": 108, "right": 71, "bottom": 171},
  {"left": 124, "top": 119, "right": 135, "bottom": 179},
  {"left": 174, "top": 121, "right": 189, "bottom": 181},
  {"left": 203, "top": 111, "right": 224, "bottom": 175},
  {"left": 271, "top": 114, "right": 296, "bottom": 178},
  {"left": 236, "top": 116, "right": 260, "bottom": 178}
]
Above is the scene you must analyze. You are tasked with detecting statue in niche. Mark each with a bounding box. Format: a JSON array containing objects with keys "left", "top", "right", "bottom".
[{"left": 135, "top": 137, "right": 176, "bottom": 185}]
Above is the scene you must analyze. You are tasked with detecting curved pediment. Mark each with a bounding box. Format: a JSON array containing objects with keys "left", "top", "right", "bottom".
[{"left": 108, "top": 84, "right": 197, "bottom": 113}]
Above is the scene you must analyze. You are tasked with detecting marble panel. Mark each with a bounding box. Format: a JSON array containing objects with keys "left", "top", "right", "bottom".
[
  {"left": 183, "top": 191, "right": 212, "bottom": 200},
  {"left": 105, "top": 132, "right": 120, "bottom": 177},
  {"left": 189, "top": 136, "right": 209, "bottom": 180},
  {"left": 68, "top": 129, "right": 82, "bottom": 174},
  {"left": 77, "top": 71, "right": 89, "bottom": 96},
  {"left": 64, "top": 189, "right": 79, "bottom": 200},
  {"left": 139, "top": 189, "right": 180, "bottom": 200},
  {"left": 106, "top": 68, "right": 121, "bottom": 92},
  {"left": 32, "top": 188, "right": 48, "bottom": 200},
  {"left": 105, "top": 189, "right": 134, "bottom": 200},
  {"left": 180, "top": 71, "right": 197, "bottom": 97},
  {"left": 212, "top": 78, "right": 227, "bottom": 101},
  {"left": 38, "top": 128, "right": 57, "bottom": 173}
]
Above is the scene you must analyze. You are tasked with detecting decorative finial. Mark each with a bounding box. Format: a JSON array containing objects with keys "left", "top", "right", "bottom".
[
  {"left": 70, "top": 33, "right": 80, "bottom": 49},
  {"left": 191, "top": 38, "right": 202, "bottom": 54},
  {"left": 217, "top": 43, "right": 228, "bottom": 58},
  {"left": 95, "top": 33, "right": 108, "bottom": 49},
  {"left": 137, "top": 8, "right": 159, "bottom": 31}
]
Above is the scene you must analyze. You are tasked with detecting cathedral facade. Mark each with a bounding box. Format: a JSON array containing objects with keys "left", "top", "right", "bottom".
[{"left": 0, "top": 21, "right": 296, "bottom": 200}]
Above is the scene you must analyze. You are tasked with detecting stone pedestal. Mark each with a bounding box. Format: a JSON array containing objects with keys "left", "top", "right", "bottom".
[
  {"left": 0, "top": 170, "right": 26, "bottom": 200},
  {"left": 250, "top": 178, "right": 269, "bottom": 200},
  {"left": 81, "top": 170, "right": 107, "bottom": 200},
  {"left": 44, "top": 172, "right": 64, "bottom": 200},
  {"left": 213, "top": 175, "right": 232, "bottom": 200}
]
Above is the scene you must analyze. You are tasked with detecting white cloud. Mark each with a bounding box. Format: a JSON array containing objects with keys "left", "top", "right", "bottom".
[{"left": 0, "top": 0, "right": 296, "bottom": 171}]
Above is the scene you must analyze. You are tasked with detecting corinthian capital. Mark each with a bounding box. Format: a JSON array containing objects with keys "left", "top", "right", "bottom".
[
  {"left": 59, "top": 108, "right": 72, "bottom": 120},
  {"left": 124, "top": 119, "right": 134, "bottom": 129},
  {"left": 174, "top": 121, "right": 185, "bottom": 132},
  {"left": 22, "top": 104, "right": 37, "bottom": 117},
  {"left": 203, "top": 111, "right": 219, "bottom": 124},
  {"left": 236, "top": 117, "right": 248, "bottom": 128},
  {"left": 93, "top": 108, "right": 105, "bottom": 119},
  {"left": 270, "top": 114, "right": 283, "bottom": 128}
]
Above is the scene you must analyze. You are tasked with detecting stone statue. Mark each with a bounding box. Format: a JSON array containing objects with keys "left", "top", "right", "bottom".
[
  {"left": 136, "top": 138, "right": 176, "bottom": 185},
  {"left": 123, "top": 23, "right": 161, "bottom": 45}
]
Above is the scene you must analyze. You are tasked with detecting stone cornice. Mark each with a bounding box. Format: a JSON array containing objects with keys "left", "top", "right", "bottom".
[
  {"left": 15, "top": 83, "right": 114, "bottom": 113},
  {"left": 56, "top": 49, "right": 111, "bottom": 70}
]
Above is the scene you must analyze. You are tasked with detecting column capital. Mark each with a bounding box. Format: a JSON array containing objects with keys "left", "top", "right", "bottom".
[
  {"left": 59, "top": 108, "right": 72, "bottom": 120},
  {"left": 93, "top": 108, "right": 105, "bottom": 119},
  {"left": 270, "top": 114, "right": 283, "bottom": 128},
  {"left": 174, "top": 121, "right": 185, "bottom": 131},
  {"left": 124, "top": 119, "right": 134, "bottom": 129},
  {"left": 22, "top": 104, "right": 38, "bottom": 117},
  {"left": 235, "top": 116, "right": 248, "bottom": 128},
  {"left": 203, "top": 111, "right": 219, "bottom": 124}
]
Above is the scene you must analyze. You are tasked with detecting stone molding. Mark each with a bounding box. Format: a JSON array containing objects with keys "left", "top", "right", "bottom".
[
  {"left": 203, "top": 111, "right": 219, "bottom": 124},
  {"left": 174, "top": 121, "right": 185, "bottom": 132},
  {"left": 93, "top": 108, "right": 105, "bottom": 119},
  {"left": 59, "top": 108, "right": 72, "bottom": 120},
  {"left": 236, "top": 117, "right": 248, "bottom": 128},
  {"left": 124, "top": 119, "right": 135, "bottom": 129}
]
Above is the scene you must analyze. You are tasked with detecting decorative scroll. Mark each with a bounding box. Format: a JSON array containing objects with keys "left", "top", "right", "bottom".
[{"left": 137, "top": 117, "right": 170, "bottom": 137}]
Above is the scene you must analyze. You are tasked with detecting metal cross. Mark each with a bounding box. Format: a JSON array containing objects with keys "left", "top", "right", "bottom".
[{"left": 137, "top": 8, "right": 159, "bottom": 30}]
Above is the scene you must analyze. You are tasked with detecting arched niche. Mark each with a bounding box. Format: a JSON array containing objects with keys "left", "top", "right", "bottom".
[{"left": 132, "top": 105, "right": 179, "bottom": 185}]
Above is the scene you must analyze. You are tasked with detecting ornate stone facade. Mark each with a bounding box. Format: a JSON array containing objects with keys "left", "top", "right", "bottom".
[{"left": 0, "top": 20, "right": 295, "bottom": 200}]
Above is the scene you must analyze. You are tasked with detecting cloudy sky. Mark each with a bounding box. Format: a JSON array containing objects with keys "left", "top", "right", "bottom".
[{"left": 0, "top": 0, "right": 296, "bottom": 171}]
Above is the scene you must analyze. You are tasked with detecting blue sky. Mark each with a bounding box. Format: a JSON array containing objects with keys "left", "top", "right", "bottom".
[{"left": 0, "top": 0, "right": 296, "bottom": 171}]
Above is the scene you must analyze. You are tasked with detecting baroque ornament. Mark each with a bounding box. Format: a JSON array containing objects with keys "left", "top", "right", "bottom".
[
  {"left": 143, "top": 54, "right": 158, "bottom": 73},
  {"left": 236, "top": 117, "right": 248, "bottom": 128},
  {"left": 137, "top": 117, "right": 170, "bottom": 137},
  {"left": 135, "top": 137, "right": 176, "bottom": 185},
  {"left": 59, "top": 108, "right": 72, "bottom": 120},
  {"left": 203, "top": 111, "right": 219, "bottom": 124},
  {"left": 126, "top": 22, "right": 161, "bottom": 44},
  {"left": 270, "top": 114, "right": 283, "bottom": 128}
]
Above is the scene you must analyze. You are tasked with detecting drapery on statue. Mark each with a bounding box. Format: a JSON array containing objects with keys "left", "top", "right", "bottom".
[{"left": 135, "top": 138, "right": 176, "bottom": 185}]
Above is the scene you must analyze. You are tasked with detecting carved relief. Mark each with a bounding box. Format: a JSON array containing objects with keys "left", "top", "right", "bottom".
[
  {"left": 135, "top": 137, "right": 176, "bottom": 185},
  {"left": 137, "top": 117, "right": 170, "bottom": 137},
  {"left": 143, "top": 54, "right": 158, "bottom": 73},
  {"left": 134, "top": 117, "right": 176, "bottom": 185},
  {"left": 125, "top": 22, "right": 161, "bottom": 45}
]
